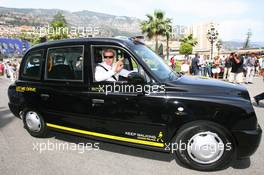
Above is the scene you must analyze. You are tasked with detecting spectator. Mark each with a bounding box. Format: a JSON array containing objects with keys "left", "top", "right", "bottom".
[
  {"left": 181, "top": 60, "right": 190, "bottom": 75},
  {"left": 205, "top": 57, "right": 212, "bottom": 77},
  {"left": 254, "top": 69, "right": 264, "bottom": 105},
  {"left": 0, "top": 61, "right": 4, "bottom": 76},
  {"left": 258, "top": 56, "right": 264, "bottom": 75},
  {"left": 12, "top": 63, "right": 18, "bottom": 80},
  {"left": 229, "top": 53, "right": 244, "bottom": 84},
  {"left": 212, "top": 56, "right": 221, "bottom": 79},
  {"left": 191, "top": 53, "right": 200, "bottom": 76},
  {"left": 255, "top": 57, "right": 260, "bottom": 76},
  {"left": 245, "top": 53, "right": 256, "bottom": 84},
  {"left": 199, "top": 55, "right": 206, "bottom": 76},
  {"left": 223, "top": 53, "right": 233, "bottom": 81},
  {"left": 170, "top": 55, "right": 175, "bottom": 70}
]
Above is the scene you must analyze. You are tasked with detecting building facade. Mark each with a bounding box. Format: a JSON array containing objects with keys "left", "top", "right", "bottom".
[{"left": 189, "top": 22, "right": 220, "bottom": 57}]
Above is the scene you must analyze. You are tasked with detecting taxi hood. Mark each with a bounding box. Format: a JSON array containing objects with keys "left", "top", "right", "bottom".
[{"left": 165, "top": 75, "right": 250, "bottom": 100}]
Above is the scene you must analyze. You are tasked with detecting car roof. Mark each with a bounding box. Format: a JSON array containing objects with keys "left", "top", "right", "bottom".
[{"left": 30, "top": 37, "right": 136, "bottom": 50}]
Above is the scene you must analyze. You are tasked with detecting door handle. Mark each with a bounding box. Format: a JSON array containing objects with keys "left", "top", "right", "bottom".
[
  {"left": 92, "top": 99, "right": 104, "bottom": 107},
  {"left": 92, "top": 99, "right": 104, "bottom": 104},
  {"left": 40, "top": 93, "right": 50, "bottom": 101}
]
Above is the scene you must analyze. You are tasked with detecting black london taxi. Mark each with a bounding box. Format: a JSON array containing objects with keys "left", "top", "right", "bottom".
[{"left": 8, "top": 37, "right": 262, "bottom": 171}]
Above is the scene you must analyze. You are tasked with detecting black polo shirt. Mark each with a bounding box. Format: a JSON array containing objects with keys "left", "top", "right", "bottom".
[{"left": 231, "top": 57, "right": 244, "bottom": 73}]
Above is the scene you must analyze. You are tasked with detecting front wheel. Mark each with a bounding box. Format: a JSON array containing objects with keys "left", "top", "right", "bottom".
[
  {"left": 173, "top": 121, "right": 234, "bottom": 171},
  {"left": 22, "top": 109, "right": 48, "bottom": 138}
]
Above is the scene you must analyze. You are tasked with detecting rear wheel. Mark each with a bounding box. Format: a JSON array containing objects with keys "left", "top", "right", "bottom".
[
  {"left": 173, "top": 121, "right": 234, "bottom": 171},
  {"left": 22, "top": 109, "right": 48, "bottom": 137}
]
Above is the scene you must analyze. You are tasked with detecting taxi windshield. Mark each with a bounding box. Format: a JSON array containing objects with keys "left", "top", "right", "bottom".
[{"left": 132, "top": 44, "right": 179, "bottom": 82}]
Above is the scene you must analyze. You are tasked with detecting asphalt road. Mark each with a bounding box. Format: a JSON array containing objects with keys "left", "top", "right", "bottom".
[{"left": 0, "top": 76, "right": 263, "bottom": 175}]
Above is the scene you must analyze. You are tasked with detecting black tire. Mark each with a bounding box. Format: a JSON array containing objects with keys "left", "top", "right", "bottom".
[
  {"left": 172, "top": 121, "right": 234, "bottom": 171},
  {"left": 22, "top": 109, "right": 48, "bottom": 138}
]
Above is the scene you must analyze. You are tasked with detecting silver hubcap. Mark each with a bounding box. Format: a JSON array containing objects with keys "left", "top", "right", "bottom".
[
  {"left": 187, "top": 131, "right": 224, "bottom": 164},
  {"left": 25, "top": 111, "right": 41, "bottom": 132}
]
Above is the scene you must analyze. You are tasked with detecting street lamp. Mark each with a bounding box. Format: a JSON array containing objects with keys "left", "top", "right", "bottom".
[{"left": 207, "top": 23, "right": 219, "bottom": 60}]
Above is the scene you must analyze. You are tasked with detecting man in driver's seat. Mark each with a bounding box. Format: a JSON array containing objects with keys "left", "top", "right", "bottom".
[{"left": 95, "top": 49, "right": 130, "bottom": 82}]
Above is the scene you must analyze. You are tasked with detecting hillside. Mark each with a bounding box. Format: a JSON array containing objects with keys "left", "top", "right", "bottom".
[{"left": 0, "top": 6, "right": 141, "bottom": 37}]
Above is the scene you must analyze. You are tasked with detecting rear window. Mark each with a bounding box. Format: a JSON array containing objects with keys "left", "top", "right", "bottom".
[
  {"left": 21, "top": 50, "right": 44, "bottom": 80},
  {"left": 45, "top": 46, "right": 84, "bottom": 81}
]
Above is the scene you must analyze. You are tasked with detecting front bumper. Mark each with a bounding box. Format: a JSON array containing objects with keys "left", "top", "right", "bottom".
[
  {"left": 232, "top": 124, "right": 262, "bottom": 159},
  {"left": 8, "top": 102, "right": 21, "bottom": 118}
]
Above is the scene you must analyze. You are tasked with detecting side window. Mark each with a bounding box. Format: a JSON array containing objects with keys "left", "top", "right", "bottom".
[
  {"left": 46, "top": 46, "right": 84, "bottom": 81},
  {"left": 92, "top": 46, "right": 150, "bottom": 82},
  {"left": 22, "top": 50, "right": 43, "bottom": 80}
]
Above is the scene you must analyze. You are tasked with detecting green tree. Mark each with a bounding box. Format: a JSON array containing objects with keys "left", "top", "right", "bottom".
[
  {"left": 49, "top": 12, "right": 69, "bottom": 40},
  {"left": 180, "top": 34, "right": 197, "bottom": 47},
  {"left": 52, "top": 12, "right": 68, "bottom": 26},
  {"left": 140, "top": 10, "right": 172, "bottom": 53},
  {"left": 32, "top": 36, "right": 47, "bottom": 45},
  {"left": 16, "top": 31, "right": 30, "bottom": 41},
  {"left": 15, "top": 31, "right": 48, "bottom": 46},
  {"left": 179, "top": 43, "right": 193, "bottom": 55},
  {"left": 179, "top": 34, "right": 198, "bottom": 56},
  {"left": 23, "top": 12, "right": 68, "bottom": 45}
]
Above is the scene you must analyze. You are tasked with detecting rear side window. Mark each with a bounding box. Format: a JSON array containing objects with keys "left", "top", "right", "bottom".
[
  {"left": 22, "top": 50, "right": 44, "bottom": 80},
  {"left": 45, "top": 46, "right": 84, "bottom": 81}
]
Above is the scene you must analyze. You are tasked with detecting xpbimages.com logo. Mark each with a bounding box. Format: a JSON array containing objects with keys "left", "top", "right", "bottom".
[
  {"left": 32, "top": 140, "right": 100, "bottom": 154},
  {"left": 164, "top": 141, "right": 232, "bottom": 154},
  {"left": 94, "top": 83, "right": 166, "bottom": 95}
]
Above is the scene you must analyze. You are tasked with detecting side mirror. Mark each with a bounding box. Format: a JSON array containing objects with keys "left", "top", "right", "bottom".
[{"left": 127, "top": 72, "right": 145, "bottom": 84}]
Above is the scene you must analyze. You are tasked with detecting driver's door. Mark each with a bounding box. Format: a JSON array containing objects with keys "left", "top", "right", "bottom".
[{"left": 88, "top": 44, "right": 168, "bottom": 146}]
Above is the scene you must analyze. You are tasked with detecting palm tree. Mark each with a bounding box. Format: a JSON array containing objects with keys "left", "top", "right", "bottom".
[
  {"left": 179, "top": 34, "right": 198, "bottom": 47},
  {"left": 163, "top": 19, "right": 172, "bottom": 60},
  {"left": 140, "top": 10, "right": 172, "bottom": 54}
]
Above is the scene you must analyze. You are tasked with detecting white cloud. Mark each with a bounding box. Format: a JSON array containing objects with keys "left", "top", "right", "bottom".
[
  {"left": 55, "top": 0, "right": 249, "bottom": 19},
  {"left": 218, "top": 19, "right": 264, "bottom": 41},
  {"left": 0, "top": 0, "right": 8, "bottom": 3},
  {"left": 167, "top": 0, "right": 249, "bottom": 17},
  {"left": 107, "top": 0, "right": 249, "bottom": 19}
]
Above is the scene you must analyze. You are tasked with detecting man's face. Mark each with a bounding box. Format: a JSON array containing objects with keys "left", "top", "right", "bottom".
[{"left": 103, "top": 51, "right": 114, "bottom": 66}]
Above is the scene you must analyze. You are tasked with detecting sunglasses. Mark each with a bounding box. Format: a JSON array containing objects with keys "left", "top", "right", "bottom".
[{"left": 104, "top": 56, "right": 114, "bottom": 59}]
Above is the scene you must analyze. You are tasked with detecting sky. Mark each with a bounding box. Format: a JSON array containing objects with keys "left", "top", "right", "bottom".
[{"left": 0, "top": 0, "right": 264, "bottom": 42}]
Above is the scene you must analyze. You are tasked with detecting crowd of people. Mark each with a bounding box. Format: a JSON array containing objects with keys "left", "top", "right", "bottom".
[
  {"left": 0, "top": 59, "right": 20, "bottom": 82},
  {"left": 171, "top": 52, "right": 264, "bottom": 84},
  {"left": 1, "top": 54, "right": 264, "bottom": 105}
]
